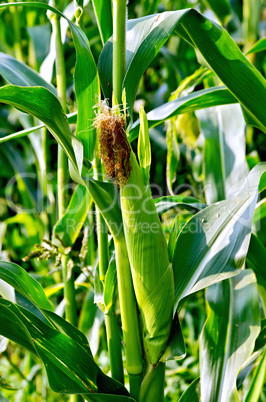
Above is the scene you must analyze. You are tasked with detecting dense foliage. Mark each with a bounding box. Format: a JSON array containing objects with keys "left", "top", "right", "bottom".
[{"left": 0, "top": 0, "right": 265, "bottom": 401}]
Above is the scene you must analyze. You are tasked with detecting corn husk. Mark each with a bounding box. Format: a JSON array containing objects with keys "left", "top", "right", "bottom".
[
  {"left": 94, "top": 105, "right": 174, "bottom": 364},
  {"left": 121, "top": 152, "right": 174, "bottom": 364}
]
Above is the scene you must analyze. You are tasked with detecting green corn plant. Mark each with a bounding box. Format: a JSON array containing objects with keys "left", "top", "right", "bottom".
[{"left": 0, "top": 0, "right": 265, "bottom": 401}]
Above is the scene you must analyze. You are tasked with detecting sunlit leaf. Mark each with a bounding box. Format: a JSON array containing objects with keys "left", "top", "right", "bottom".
[
  {"left": 246, "top": 37, "right": 266, "bottom": 55},
  {"left": 0, "top": 299, "right": 129, "bottom": 396},
  {"left": 0, "top": 52, "right": 56, "bottom": 95},
  {"left": 0, "top": 85, "right": 82, "bottom": 174},
  {"left": 200, "top": 270, "right": 260, "bottom": 402},
  {"left": 0, "top": 261, "right": 53, "bottom": 311},
  {"left": 178, "top": 377, "right": 200, "bottom": 402},
  {"left": 99, "top": 9, "right": 266, "bottom": 132},
  {"left": 172, "top": 163, "right": 266, "bottom": 311},
  {"left": 129, "top": 87, "right": 236, "bottom": 142},
  {"left": 53, "top": 184, "right": 92, "bottom": 247},
  {"left": 197, "top": 103, "right": 249, "bottom": 204},
  {"left": 91, "top": 0, "right": 113, "bottom": 45}
]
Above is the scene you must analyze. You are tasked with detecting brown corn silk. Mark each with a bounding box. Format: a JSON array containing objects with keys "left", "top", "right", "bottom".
[{"left": 94, "top": 106, "right": 131, "bottom": 187}]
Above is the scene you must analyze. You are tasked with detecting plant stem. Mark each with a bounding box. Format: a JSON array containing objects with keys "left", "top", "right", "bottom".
[
  {"left": 93, "top": 156, "right": 124, "bottom": 384},
  {"left": 8, "top": 0, "right": 24, "bottom": 62},
  {"left": 105, "top": 311, "right": 124, "bottom": 384},
  {"left": 50, "top": 1, "right": 78, "bottom": 335},
  {"left": 113, "top": 0, "right": 127, "bottom": 104},
  {"left": 112, "top": 0, "right": 144, "bottom": 396},
  {"left": 139, "top": 363, "right": 165, "bottom": 402},
  {"left": 114, "top": 238, "right": 143, "bottom": 399}
]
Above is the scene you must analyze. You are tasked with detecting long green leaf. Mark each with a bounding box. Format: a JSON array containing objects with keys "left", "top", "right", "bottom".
[
  {"left": 0, "top": 261, "right": 94, "bottom": 351},
  {"left": 0, "top": 300, "right": 36, "bottom": 355},
  {"left": 41, "top": 309, "right": 91, "bottom": 350},
  {"left": 85, "top": 396, "right": 136, "bottom": 402},
  {"left": 0, "top": 261, "right": 53, "bottom": 311},
  {"left": 0, "top": 52, "right": 57, "bottom": 96},
  {"left": 197, "top": 103, "right": 249, "bottom": 204},
  {"left": 244, "top": 349, "right": 266, "bottom": 402},
  {"left": 154, "top": 195, "right": 206, "bottom": 215},
  {"left": 205, "top": 0, "right": 232, "bottom": 25},
  {"left": 99, "top": 9, "right": 266, "bottom": 132},
  {"left": 246, "top": 234, "right": 266, "bottom": 314},
  {"left": 0, "top": 112, "right": 77, "bottom": 144},
  {"left": 246, "top": 37, "right": 266, "bottom": 55},
  {"left": 178, "top": 377, "right": 200, "bottom": 402},
  {"left": 200, "top": 270, "right": 260, "bottom": 402},
  {"left": 172, "top": 163, "right": 266, "bottom": 312},
  {"left": 91, "top": 0, "right": 113, "bottom": 45},
  {"left": 129, "top": 87, "right": 237, "bottom": 142},
  {"left": 85, "top": 179, "right": 123, "bottom": 241},
  {"left": 0, "top": 299, "right": 129, "bottom": 396},
  {"left": 175, "top": 10, "right": 266, "bottom": 132},
  {"left": 70, "top": 15, "right": 99, "bottom": 161},
  {"left": 0, "top": 2, "right": 99, "bottom": 161},
  {"left": 0, "top": 85, "right": 82, "bottom": 174},
  {"left": 53, "top": 184, "right": 92, "bottom": 247}
]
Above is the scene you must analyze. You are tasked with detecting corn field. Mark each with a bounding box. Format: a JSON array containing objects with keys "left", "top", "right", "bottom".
[{"left": 0, "top": 0, "right": 266, "bottom": 401}]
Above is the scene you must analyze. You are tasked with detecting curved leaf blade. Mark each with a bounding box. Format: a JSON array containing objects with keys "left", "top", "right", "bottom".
[
  {"left": 0, "top": 2, "right": 99, "bottom": 161},
  {"left": 100, "top": 9, "right": 266, "bottom": 132},
  {"left": 53, "top": 184, "right": 92, "bottom": 247},
  {"left": 91, "top": 0, "right": 113, "bottom": 45},
  {"left": 129, "top": 87, "right": 237, "bottom": 142},
  {"left": 0, "top": 261, "right": 53, "bottom": 311},
  {"left": 0, "top": 112, "right": 77, "bottom": 144},
  {"left": 172, "top": 163, "right": 266, "bottom": 311},
  {"left": 0, "top": 85, "right": 82, "bottom": 174},
  {"left": 0, "top": 52, "right": 57, "bottom": 95},
  {"left": 244, "top": 349, "right": 266, "bottom": 402},
  {"left": 176, "top": 10, "right": 266, "bottom": 132},
  {"left": 0, "top": 299, "right": 129, "bottom": 396},
  {"left": 200, "top": 270, "right": 260, "bottom": 402},
  {"left": 0, "top": 300, "right": 36, "bottom": 355},
  {"left": 197, "top": 103, "right": 249, "bottom": 204},
  {"left": 154, "top": 195, "right": 206, "bottom": 215},
  {"left": 70, "top": 19, "right": 99, "bottom": 161},
  {"left": 246, "top": 37, "right": 266, "bottom": 55},
  {"left": 178, "top": 377, "right": 200, "bottom": 402}
]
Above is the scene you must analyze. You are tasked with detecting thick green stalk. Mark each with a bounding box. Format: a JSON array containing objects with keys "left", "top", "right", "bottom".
[
  {"left": 87, "top": 209, "right": 95, "bottom": 266},
  {"left": 113, "top": 0, "right": 127, "bottom": 104},
  {"left": 105, "top": 311, "right": 124, "bottom": 384},
  {"left": 8, "top": 0, "right": 23, "bottom": 62},
  {"left": 50, "top": 2, "right": 78, "bottom": 362},
  {"left": 111, "top": 1, "right": 144, "bottom": 396},
  {"left": 93, "top": 156, "right": 124, "bottom": 384},
  {"left": 139, "top": 363, "right": 165, "bottom": 402},
  {"left": 114, "top": 237, "right": 143, "bottom": 399},
  {"left": 52, "top": 11, "right": 80, "bottom": 396},
  {"left": 243, "top": 0, "right": 260, "bottom": 64},
  {"left": 50, "top": 10, "right": 68, "bottom": 217}
]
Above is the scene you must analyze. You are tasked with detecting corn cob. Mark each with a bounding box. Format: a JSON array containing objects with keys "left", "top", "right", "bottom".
[{"left": 94, "top": 105, "right": 174, "bottom": 365}]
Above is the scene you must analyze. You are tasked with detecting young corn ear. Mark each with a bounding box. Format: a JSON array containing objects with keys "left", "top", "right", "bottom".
[{"left": 94, "top": 104, "right": 174, "bottom": 364}]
